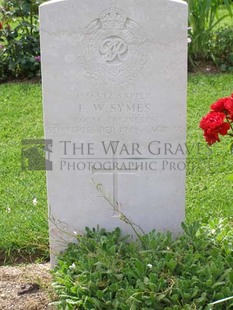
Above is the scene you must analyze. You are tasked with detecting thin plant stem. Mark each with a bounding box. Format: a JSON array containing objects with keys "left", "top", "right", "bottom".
[
  {"left": 93, "top": 180, "right": 146, "bottom": 246},
  {"left": 226, "top": 117, "right": 233, "bottom": 132},
  {"left": 30, "top": 2, "right": 33, "bottom": 36}
]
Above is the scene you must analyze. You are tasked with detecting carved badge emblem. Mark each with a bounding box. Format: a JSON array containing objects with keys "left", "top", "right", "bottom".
[{"left": 82, "top": 5, "right": 148, "bottom": 84}]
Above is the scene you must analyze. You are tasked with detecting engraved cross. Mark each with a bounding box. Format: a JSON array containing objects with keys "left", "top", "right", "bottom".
[{"left": 92, "top": 154, "right": 138, "bottom": 217}]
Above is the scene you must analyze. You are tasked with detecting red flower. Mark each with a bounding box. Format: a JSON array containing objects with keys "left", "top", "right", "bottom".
[
  {"left": 203, "top": 131, "right": 220, "bottom": 145},
  {"left": 200, "top": 111, "right": 225, "bottom": 131},
  {"left": 0, "top": 22, "right": 3, "bottom": 30},
  {"left": 200, "top": 111, "right": 230, "bottom": 145},
  {"left": 224, "top": 97, "right": 233, "bottom": 115},
  {"left": 217, "top": 122, "right": 231, "bottom": 135},
  {"left": 211, "top": 97, "right": 229, "bottom": 112}
]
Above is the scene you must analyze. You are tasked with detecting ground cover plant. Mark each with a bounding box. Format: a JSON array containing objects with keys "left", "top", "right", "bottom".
[{"left": 52, "top": 224, "right": 233, "bottom": 309}]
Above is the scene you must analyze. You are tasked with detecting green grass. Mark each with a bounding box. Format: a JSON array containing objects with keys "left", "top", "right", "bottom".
[
  {"left": 0, "top": 82, "right": 49, "bottom": 263},
  {"left": 0, "top": 74, "right": 233, "bottom": 264},
  {"left": 186, "top": 73, "right": 233, "bottom": 223},
  {"left": 217, "top": 5, "right": 233, "bottom": 28}
]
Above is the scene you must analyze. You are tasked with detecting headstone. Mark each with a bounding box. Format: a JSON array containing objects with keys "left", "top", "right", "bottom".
[{"left": 40, "top": 0, "right": 187, "bottom": 264}]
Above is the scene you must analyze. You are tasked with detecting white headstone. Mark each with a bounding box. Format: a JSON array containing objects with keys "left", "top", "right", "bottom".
[{"left": 40, "top": 0, "right": 187, "bottom": 263}]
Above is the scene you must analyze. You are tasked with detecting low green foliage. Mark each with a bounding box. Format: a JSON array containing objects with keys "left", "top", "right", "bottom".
[{"left": 52, "top": 224, "right": 233, "bottom": 309}]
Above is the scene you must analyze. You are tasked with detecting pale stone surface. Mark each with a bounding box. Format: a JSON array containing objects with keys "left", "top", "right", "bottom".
[{"left": 40, "top": 0, "right": 187, "bottom": 263}]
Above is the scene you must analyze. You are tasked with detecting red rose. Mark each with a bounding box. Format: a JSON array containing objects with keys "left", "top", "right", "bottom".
[
  {"left": 204, "top": 131, "right": 220, "bottom": 145},
  {"left": 217, "top": 122, "right": 231, "bottom": 135},
  {"left": 200, "top": 111, "right": 230, "bottom": 145},
  {"left": 211, "top": 95, "right": 233, "bottom": 122},
  {"left": 200, "top": 93, "right": 233, "bottom": 145},
  {"left": 211, "top": 98, "right": 229, "bottom": 112},
  {"left": 224, "top": 97, "right": 233, "bottom": 115},
  {"left": 200, "top": 111, "right": 226, "bottom": 131}
]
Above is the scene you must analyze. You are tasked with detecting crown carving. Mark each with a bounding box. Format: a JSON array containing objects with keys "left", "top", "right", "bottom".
[{"left": 100, "top": 8, "right": 127, "bottom": 30}]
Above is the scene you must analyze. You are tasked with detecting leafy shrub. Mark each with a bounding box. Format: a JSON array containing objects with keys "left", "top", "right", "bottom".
[
  {"left": 52, "top": 221, "right": 233, "bottom": 309},
  {"left": 186, "top": 0, "right": 232, "bottom": 68},
  {"left": 2, "top": 0, "right": 44, "bottom": 16},
  {"left": 210, "top": 26, "right": 233, "bottom": 72},
  {"left": 0, "top": 23, "right": 40, "bottom": 81},
  {"left": 0, "top": 0, "right": 44, "bottom": 81}
]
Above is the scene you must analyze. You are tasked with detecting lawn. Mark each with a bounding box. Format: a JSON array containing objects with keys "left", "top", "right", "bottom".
[
  {"left": 0, "top": 73, "right": 232, "bottom": 263},
  {"left": 0, "top": 83, "right": 48, "bottom": 263},
  {"left": 218, "top": 5, "right": 233, "bottom": 27},
  {"left": 186, "top": 73, "right": 233, "bottom": 223}
]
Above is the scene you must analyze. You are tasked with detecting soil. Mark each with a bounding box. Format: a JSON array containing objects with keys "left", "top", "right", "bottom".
[
  {"left": 189, "top": 61, "right": 220, "bottom": 74},
  {"left": 0, "top": 263, "right": 56, "bottom": 310}
]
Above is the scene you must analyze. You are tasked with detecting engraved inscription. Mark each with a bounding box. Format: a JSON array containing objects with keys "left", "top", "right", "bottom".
[
  {"left": 82, "top": 5, "right": 148, "bottom": 84},
  {"left": 99, "top": 36, "right": 128, "bottom": 64}
]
